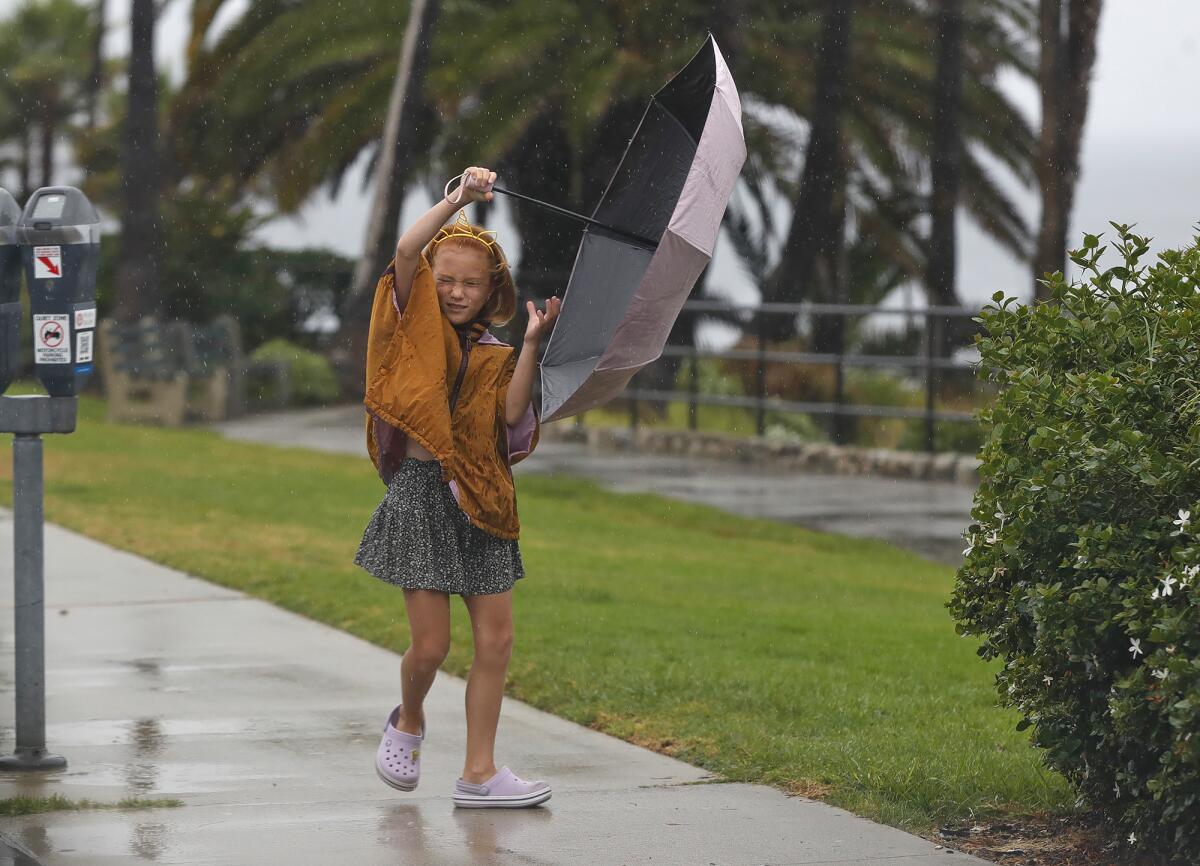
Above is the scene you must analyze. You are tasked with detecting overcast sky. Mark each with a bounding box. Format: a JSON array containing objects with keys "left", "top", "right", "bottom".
[{"left": 5, "top": 0, "right": 1198, "bottom": 319}]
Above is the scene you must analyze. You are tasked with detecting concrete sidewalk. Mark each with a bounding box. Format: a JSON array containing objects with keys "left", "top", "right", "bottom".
[
  {"left": 0, "top": 513, "right": 987, "bottom": 864},
  {"left": 218, "top": 406, "right": 976, "bottom": 567}
]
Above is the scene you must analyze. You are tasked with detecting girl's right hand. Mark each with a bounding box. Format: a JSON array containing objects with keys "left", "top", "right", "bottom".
[{"left": 446, "top": 166, "right": 496, "bottom": 205}]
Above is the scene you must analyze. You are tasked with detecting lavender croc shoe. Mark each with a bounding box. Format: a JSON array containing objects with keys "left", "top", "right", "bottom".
[
  {"left": 375, "top": 704, "right": 425, "bottom": 792},
  {"left": 452, "top": 765, "right": 552, "bottom": 808}
]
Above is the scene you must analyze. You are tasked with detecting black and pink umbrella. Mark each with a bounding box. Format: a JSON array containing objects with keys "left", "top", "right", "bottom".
[{"left": 493, "top": 34, "right": 745, "bottom": 423}]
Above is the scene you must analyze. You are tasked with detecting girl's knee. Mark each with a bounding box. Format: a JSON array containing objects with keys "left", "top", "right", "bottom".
[
  {"left": 473, "top": 627, "right": 513, "bottom": 660},
  {"left": 407, "top": 639, "right": 450, "bottom": 669}
]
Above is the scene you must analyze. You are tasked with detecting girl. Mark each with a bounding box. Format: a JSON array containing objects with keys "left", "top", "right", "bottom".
[{"left": 354, "top": 166, "right": 561, "bottom": 808}]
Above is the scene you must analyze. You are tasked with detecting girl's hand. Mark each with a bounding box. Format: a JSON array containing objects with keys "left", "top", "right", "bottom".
[
  {"left": 446, "top": 166, "right": 496, "bottom": 205},
  {"left": 525, "top": 295, "right": 561, "bottom": 344}
]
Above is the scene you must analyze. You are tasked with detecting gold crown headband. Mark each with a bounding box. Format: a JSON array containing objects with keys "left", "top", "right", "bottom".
[{"left": 430, "top": 208, "right": 501, "bottom": 256}]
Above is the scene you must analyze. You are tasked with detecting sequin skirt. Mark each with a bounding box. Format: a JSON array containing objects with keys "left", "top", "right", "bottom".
[{"left": 354, "top": 457, "right": 525, "bottom": 596}]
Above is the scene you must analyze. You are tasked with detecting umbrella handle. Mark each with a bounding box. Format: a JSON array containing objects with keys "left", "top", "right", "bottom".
[{"left": 443, "top": 171, "right": 494, "bottom": 206}]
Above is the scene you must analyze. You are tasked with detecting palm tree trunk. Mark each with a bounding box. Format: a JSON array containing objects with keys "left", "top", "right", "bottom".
[
  {"left": 333, "top": 0, "right": 439, "bottom": 391},
  {"left": 114, "top": 0, "right": 162, "bottom": 321},
  {"left": 39, "top": 106, "right": 54, "bottom": 188},
  {"left": 929, "top": 0, "right": 964, "bottom": 363},
  {"left": 87, "top": 0, "right": 106, "bottom": 130},
  {"left": 19, "top": 126, "right": 31, "bottom": 199},
  {"left": 1034, "top": 0, "right": 1102, "bottom": 300},
  {"left": 507, "top": 106, "right": 576, "bottom": 335},
  {"left": 761, "top": 0, "right": 854, "bottom": 346}
]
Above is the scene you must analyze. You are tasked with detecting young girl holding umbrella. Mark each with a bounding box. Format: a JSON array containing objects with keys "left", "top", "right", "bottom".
[{"left": 355, "top": 165, "right": 561, "bottom": 808}]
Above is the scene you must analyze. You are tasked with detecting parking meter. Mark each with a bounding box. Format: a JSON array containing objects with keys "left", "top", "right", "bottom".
[
  {"left": 17, "top": 187, "right": 101, "bottom": 397},
  {"left": 0, "top": 189, "right": 21, "bottom": 395}
]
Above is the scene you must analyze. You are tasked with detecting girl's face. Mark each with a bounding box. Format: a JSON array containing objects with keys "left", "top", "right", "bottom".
[{"left": 432, "top": 244, "right": 494, "bottom": 326}]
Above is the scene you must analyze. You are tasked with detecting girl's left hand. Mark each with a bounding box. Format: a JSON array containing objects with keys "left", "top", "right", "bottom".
[{"left": 525, "top": 295, "right": 562, "bottom": 343}]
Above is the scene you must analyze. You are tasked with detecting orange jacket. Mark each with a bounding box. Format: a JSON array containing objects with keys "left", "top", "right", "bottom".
[{"left": 363, "top": 252, "right": 539, "bottom": 540}]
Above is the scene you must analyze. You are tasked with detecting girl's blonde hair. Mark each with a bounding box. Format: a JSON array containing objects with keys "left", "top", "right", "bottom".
[{"left": 422, "top": 212, "right": 518, "bottom": 326}]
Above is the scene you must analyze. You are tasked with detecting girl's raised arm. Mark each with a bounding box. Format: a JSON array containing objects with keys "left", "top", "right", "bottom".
[{"left": 389, "top": 166, "right": 496, "bottom": 313}]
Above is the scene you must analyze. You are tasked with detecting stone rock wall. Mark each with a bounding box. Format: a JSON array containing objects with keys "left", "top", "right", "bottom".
[{"left": 540, "top": 422, "right": 980, "bottom": 486}]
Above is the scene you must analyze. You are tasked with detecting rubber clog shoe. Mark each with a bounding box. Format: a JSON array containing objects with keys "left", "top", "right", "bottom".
[
  {"left": 375, "top": 704, "right": 425, "bottom": 792},
  {"left": 452, "top": 765, "right": 552, "bottom": 808}
]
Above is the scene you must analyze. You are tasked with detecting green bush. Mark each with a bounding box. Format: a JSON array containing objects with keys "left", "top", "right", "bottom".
[
  {"left": 249, "top": 339, "right": 337, "bottom": 406},
  {"left": 949, "top": 223, "right": 1200, "bottom": 864}
]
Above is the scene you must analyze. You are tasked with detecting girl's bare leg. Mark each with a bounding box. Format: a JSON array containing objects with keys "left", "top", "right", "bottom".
[
  {"left": 459, "top": 588, "right": 514, "bottom": 783},
  {"left": 395, "top": 588, "right": 451, "bottom": 735}
]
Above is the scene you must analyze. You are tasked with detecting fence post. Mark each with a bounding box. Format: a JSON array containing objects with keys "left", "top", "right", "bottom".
[
  {"left": 833, "top": 353, "right": 846, "bottom": 445},
  {"left": 688, "top": 351, "right": 699, "bottom": 431},
  {"left": 755, "top": 313, "right": 767, "bottom": 437},
  {"left": 924, "top": 312, "right": 939, "bottom": 453}
]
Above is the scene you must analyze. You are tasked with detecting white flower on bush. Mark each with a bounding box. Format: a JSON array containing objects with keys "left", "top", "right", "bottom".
[
  {"left": 1159, "top": 574, "right": 1178, "bottom": 597},
  {"left": 1129, "top": 638, "right": 1144, "bottom": 659},
  {"left": 1152, "top": 668, "right": 1169, "bottom": 681},
  {"left": 962, "top": 532, "right": 976, "bottom": 556},
  {"left": 1043, "top": 674, "right": 1053, "bottom": 685},
  {"left": 985, "top": 528, "right": 999, "bottom": 545},
  {"left": 1181, "top": 564, "right": 1199, "bottom": 587},
  {"left": 1128, "top": 831, "right": 1136, "bottom": 844},
  {"left": 1151, "top": 587, "right": 1160, "bottom": 600},
  {"left": 1171, "top": 508, "right": 1191, "bottom": 536}
]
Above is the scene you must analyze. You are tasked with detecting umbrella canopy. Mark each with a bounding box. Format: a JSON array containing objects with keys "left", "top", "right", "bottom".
[{"left": 535, "top": 34, "right": 746, "bottom": 423}]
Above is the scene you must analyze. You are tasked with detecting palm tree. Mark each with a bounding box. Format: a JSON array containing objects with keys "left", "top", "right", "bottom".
[
  {"left": 0, "top": 0, "right": 92, "bottom": 194},
  {"left": 928, "top": 0, "right": 963, "bottom": 362},
  {"left": 336, "top": 0, "right": 441, "bottom": 385},
  {"left": 86, "top": 0, "right": 106, "bottom": 129},
  {"left": 1033, "top": 0, "right": 1102, "bottom": 299},
  {"left": 114, "top": 0, "right": 162, "bottom": 321},
  {"left": 161, "top": 0, "right": 1041, "bottom": 391},
  {"left": 760, "top": 0, "right": 855, "bottom": 353}
]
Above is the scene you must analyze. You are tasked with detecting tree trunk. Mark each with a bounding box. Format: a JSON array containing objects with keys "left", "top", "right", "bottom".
[
  {"left": 87, "top": 0, "right": 107, "bottom": 130},
  {"left": 114, "top": 0, "right": 162, "bottom": 322},
  {"left": 332, "top": 0, "right": 439, "bottom": 391},
  {"left": 39, "top": 106, "right": 54, "bottom": 188},
  {"left": 19, "top": 126, "right": 31, "bottom": 199},
  {"left": 1033, "top": 0, "right": 1102, "bottom": 300},
  {"left": 505, "top": 106, "right": 577, "bottom": 347},
  {"left": 760, "top": 0, "right": 854, "bottom": 345},
  {"left": 928, "top": 0, "right": 964, "bottom": 362}
]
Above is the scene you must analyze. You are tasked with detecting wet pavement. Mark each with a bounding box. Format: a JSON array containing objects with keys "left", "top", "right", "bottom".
[
  {"left": 0, "top": 514, "right": 990, "bottom": 865},
  {"left": 218, "top": 405, "right": 977, "bottom": 567}
]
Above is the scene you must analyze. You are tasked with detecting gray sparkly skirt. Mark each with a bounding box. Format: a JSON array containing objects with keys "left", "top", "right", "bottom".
[{"left": 354, "top": 457, "right": 525, "bottom": 596}]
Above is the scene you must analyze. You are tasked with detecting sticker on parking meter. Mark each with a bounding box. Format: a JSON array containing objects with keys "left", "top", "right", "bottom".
[
  {"left": 34, "top": 314, "right": 71, "bottom": 364},
  {"left": 75, "top": 307, "right": 97, "bottom": 329},
  {"left": 76, "top": 330, "right": 94, "bottom": 363},
  {"left": 33, "top": 246, "right": 62, "bottom": 279}
]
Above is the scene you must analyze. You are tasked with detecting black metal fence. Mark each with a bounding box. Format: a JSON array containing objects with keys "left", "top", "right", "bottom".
[{"left": 617, "top": 299, "right": 988, "bottom": 453}]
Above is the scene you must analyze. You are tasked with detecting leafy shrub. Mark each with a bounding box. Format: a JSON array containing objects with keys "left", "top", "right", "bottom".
[
  {"left": 249, "top": 339, "right": 337, "bottom": 406},
  {"left": 949, "top": 223, "right": 1200, "bottom": 864}
]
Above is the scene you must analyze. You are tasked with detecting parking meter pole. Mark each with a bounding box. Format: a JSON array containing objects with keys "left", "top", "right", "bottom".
[{"left": 0, "top": 394, "right": 75, "bottom": 771}]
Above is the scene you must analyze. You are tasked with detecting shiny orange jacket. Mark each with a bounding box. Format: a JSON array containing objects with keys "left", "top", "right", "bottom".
[{"left": 363, "top": 252, "right": 540, "bottom": 540}]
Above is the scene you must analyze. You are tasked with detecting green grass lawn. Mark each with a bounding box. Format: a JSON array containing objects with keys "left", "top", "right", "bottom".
[{"left": 0, "top": 393, "right": 1077, "bottom": 836}]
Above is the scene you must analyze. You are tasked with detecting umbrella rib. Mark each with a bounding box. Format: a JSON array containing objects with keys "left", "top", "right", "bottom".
[{"left": 491, "top": 185, "right": 659, "bottom": 249}]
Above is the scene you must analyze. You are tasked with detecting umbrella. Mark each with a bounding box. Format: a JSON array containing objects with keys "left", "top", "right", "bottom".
[{"left": 493, "top": 34, "right": 745, "bottom": 423}]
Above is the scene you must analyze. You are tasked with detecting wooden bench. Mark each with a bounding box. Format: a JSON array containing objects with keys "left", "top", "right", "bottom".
[
  {"left": 97, "top": 318, "right": 190, "bottom": 425},
  {"left": 98, "top": 316, "right": 291, "bottom": 425}
]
